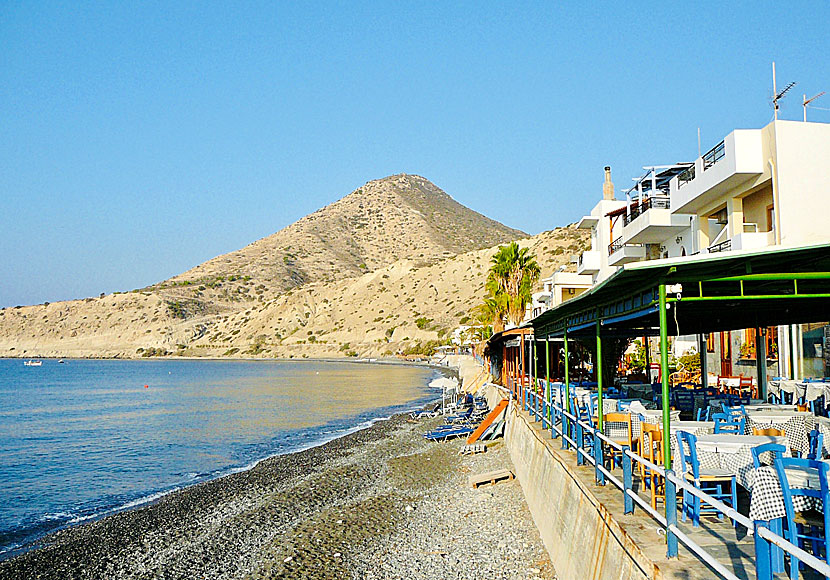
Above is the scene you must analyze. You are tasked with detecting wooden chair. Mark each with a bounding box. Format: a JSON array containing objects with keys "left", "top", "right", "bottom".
[
  {"left": 639, "top": 422, "right": 665, "bottom": 509},
  {"left": 603, "top": 412, "right": 634, "bottom": 469},
  {"left": 739, "top": 375, "right": 757, "bottom": 399},
  {"left": 753, "top": 427, "right": 785, "bottom": 436}
]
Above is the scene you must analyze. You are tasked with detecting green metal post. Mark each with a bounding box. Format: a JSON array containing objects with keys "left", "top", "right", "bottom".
[
  {"left": 658, "top": 284, "right": 672, "bottom": 470},
  {"left": 596, "top": 318, "right": 604, "bottom": 431},
  {"left": 756, "top": 327, "right": 767, "bottom": 401},
  {"left": 545, "top": 337, "right": 551, "bottom": 424},
  {"left": 564, "top": 328, "right": 571, "bottom": 445}
]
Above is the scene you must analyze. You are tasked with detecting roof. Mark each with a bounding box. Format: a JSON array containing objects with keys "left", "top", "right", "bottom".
[{"left": 530, "top": 243, "right": 830, "bottom": 339}]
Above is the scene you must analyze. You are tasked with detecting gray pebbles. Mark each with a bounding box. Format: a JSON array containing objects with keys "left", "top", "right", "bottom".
[{"left": 1, "top": 412, "right": 555, "bottom": 580}]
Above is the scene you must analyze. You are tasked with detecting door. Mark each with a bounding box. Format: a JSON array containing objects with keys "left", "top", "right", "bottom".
[{"left": 720, "top": 331, "right": 733, "bottom": 376}]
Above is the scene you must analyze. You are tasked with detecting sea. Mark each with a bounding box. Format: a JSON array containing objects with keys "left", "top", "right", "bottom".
[{"left": 0, "top": 358, "right": 441, "bottom": 559}]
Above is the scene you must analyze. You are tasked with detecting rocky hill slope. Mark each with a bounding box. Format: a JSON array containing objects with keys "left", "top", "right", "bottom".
[{"left": 0, "top": 176, "right": 589, "bottom": 359}]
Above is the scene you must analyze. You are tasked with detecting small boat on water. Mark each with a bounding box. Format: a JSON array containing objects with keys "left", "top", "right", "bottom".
[{"left": 23, "top": 360, "right": 43, "bottom": 367}]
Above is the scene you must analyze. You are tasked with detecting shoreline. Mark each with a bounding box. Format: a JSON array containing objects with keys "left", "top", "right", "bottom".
[{"left": 0, "top": 405, "right": 554, "bottom": 580}]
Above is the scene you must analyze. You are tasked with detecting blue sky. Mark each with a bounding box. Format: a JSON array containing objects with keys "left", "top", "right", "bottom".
[{"left": 2, "top": 2, "right": 829, "bottom": 307}]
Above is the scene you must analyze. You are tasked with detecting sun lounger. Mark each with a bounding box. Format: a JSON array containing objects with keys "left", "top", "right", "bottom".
[{"left": 424, "top": 425, "right": 475, "bottom": 441}]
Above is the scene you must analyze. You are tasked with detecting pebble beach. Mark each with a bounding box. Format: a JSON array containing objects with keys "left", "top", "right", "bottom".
[{"left": 1, "top": 409, "right": 555, "bottom": 580}]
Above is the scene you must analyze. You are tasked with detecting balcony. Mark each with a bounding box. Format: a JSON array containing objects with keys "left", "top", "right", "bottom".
[
  {"left": 577, "top": 250, "right": 600, "bottom": 274},
  {"left": 608, "top": 237, "right": 646, "bottom": 266},
  {"left": 670, "top": 130, "right": 765, "bottom": 214},
  {"left": 620, "top": 196, "right": 693, "bottom": 244}
]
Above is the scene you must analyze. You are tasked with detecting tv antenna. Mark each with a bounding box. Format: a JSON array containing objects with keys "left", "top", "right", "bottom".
[
  {"left": 803, "top": 91, "right": 826, "bottom": 122},
  {"left": 771, "top": 61, "right": 796, "bottom": 120}
]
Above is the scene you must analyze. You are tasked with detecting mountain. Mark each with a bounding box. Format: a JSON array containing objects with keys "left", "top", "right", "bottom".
[
  {"left": 0, "top": 175, "right": 589, "bottom": 359},
  {"left": 172, "top": 174, "right": 525, "bottom": 290}
]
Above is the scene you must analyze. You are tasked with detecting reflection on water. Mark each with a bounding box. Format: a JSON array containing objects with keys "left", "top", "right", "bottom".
[{"left": 0, "top": 358, "right": 437, "bottom": 557}]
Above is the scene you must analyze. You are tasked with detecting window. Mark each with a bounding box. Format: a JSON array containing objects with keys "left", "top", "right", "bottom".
[{"left": 766, "top": 205, "right": 775, "bottom": 232}]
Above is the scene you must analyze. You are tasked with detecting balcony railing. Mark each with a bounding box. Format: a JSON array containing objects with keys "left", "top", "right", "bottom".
[
  {"left": 622, "top": 196, "right": 671, "bottom": 226},
  {"left": 703, "top": 140, "right": 726, "bottom": 170},
  {"left": 608, "top": 237, "right": 644, "bottom": 255},
  {"left": 677, "top": 164, "right": 695, "bottom": 187},
  {"left": 708, "top": 239, "right": 732, "bottom": 253}
]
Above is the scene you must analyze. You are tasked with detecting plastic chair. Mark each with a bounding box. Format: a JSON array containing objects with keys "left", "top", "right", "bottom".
[
  {"left": 771, "top": 455, "right": 830, "bottom": 578},
  {"left": 639, "top": 422, "right": 665, "bottom": 509},
  {"left": 676, "top": 431, "right": 738, "bottom": 528},
  {"left": 712, "top": 413, "right": 746, "bottom": 435}
]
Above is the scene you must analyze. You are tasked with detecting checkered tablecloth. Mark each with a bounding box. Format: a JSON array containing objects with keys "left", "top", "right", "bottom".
[
  {"left": 805, "top": 382, "right": 830, "bottom": 405},
  {"left": 768, "top": 379, "right": 806, "bottom": 401},
  {"left": 749, "top": 465, "right": 824, "bottom": 521},
  {"left": 603, "top": 410, "right": 681, "bottom": 444},
  {"left": 687, "top": 435, "right": 788, "bottom": 489},
  {"left": 744, "top": 413, "right": 812, "bottom": 455}
]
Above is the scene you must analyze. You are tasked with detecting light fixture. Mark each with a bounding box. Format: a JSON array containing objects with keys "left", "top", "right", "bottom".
[{"left": 676, "top": 235, "right": 683, "bottom": 244}]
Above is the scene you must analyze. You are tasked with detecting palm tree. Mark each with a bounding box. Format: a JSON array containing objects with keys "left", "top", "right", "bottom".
[
  {"left": 474, "top": 293, "right": 507, "bottom": 334},
  {"left": 487, "top": 242, "right": 541, "bottom": 326}
]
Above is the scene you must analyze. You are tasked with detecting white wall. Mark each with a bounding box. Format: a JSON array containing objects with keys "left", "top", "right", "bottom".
[{"left": 774, "top": 121, "right": 830, "bottom": 246}]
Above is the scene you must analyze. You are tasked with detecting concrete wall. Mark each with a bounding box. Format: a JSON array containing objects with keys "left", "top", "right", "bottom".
[{"left": 481, "top": 383, "right": 658, "bottom": 580}]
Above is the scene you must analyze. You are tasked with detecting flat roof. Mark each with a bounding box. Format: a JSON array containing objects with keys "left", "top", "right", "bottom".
[{"left": 530, "top": 243, "right": 830, "bottom": 339}]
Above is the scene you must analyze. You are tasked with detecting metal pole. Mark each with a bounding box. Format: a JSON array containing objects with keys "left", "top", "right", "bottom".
[
  {"left": 596, "top": 318, "right": 604, "bottom": 431},
  {"left": 563, "top": 328, "right": 571, "bottom": 449},
  {"left": 659, "top": 284, "right": 672, "bottom": 469},
  {"left": 757, "top": 327, "right": 768, "bottom": 402},
  {"left": 545, "top": 337, "right": 551, "bottom": 426},
  {"left": 698, "top": 333, "right": 708, "bottom": 388}
]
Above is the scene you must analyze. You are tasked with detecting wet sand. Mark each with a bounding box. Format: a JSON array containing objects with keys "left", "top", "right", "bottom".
[{"left": 1, "top": 412, "right": 554, "bottom": 580}]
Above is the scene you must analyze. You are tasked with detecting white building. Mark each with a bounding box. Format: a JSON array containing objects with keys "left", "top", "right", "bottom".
[{"left": 576, "top": 119, "right": 830, "bottom": 380}]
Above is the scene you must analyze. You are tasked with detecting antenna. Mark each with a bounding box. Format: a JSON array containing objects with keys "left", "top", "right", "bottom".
[
  {"left": 772, "top": 61, "right": 796, "bottom": 120},
  {"left": 803, "top": 91, "right": 826, "bottom": 122}
]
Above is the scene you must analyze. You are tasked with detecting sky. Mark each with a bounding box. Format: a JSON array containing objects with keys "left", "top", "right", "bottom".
[{"left": 2, "top": 2, "right": 829, "bottom": 308}]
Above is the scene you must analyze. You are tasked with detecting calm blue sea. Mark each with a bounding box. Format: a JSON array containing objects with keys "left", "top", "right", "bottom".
[{"left": 0, "top": 358, "right": 438, "bottom": 558}]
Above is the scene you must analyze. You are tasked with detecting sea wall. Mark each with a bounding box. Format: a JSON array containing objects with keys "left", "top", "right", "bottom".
[{"left": 481, "top": 382, "right": 659, "bottom": 580}]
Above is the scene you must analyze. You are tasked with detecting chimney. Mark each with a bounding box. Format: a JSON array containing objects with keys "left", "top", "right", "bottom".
[{"left": 602, "top": 166, "right": 614, "bottom": 200}]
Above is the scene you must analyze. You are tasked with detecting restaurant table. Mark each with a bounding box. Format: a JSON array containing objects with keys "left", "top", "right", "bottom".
[
  {"left": 768, "top": 379, "right": 805, "bottom": 402},
  {"left": 743, "top": 411, "right": 815, "bottom": 454},
  {"left": 744, "top": 404, "right": 799, "bottom": 412},
  {"left": 804, "top": 382, "right": 830, "bottom": 405},
  {"left": 749, "top": 459, "right": 830, "bottom": 521},
  {"left": 603, "top": 409, "right": 681, "bottom": 442},
  {"left": 691, "top": 434, "right": 788, "bottom": 489}
]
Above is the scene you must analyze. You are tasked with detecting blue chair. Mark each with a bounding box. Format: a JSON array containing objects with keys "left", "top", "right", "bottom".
[
  {"left": 676, "top": 431, "right": 738, "bottom": 527},
  {"left": 673, "top": 390, "right": 695, "bottom": 416},
  {"left": 696, "top": 406, "right": 712, "bottom": 421},
  {"left": 771, "top": 455, "right": 830, "bottom": 578},
  {"left": 712, "top": 413, "right": 746, "bottom": 434},
  {"left": 751, "top": 442, "right": 787, "bottom": 469},
  {"left": 807, "top": 429, "right": 825, "bottom": 460}
]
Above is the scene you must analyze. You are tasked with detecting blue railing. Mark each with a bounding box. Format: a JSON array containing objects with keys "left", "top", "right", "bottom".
[{"left": 516, "top": 378, "right": 830, "bottom": 580}]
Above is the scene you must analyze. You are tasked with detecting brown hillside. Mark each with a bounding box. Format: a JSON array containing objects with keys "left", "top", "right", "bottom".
[
  {"left": 170, "top": 174, "right": 525, "bottom": 290},
  {"left": 0, "top": 227, "right": 589, "bottom": 359}
]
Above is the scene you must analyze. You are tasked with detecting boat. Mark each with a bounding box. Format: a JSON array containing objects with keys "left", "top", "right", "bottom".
[{"left": 23, "top": 360, "right": 43, "bottom": 367}]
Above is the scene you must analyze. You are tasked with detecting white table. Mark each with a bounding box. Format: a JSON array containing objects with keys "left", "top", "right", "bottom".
[
  {"left": 692, "top": 434, "right": 788, "bottom": 488},
  {"left": 750, "top": 460, "right": 830, "bottom": 521},
  {"left": 744, "top": 411, "right": 815, "bottom": 454}
]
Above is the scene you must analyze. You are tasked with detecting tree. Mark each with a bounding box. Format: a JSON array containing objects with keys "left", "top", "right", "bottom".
[{"left": 487, "top": 242, "right": 541, "bottom": 326}]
